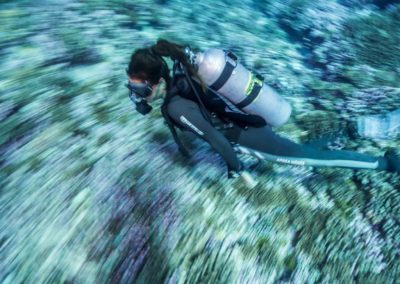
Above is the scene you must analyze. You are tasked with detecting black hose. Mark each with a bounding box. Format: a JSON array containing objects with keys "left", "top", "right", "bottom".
[{"left": 182, "top": 64, "right": 213, "bottom": 125}]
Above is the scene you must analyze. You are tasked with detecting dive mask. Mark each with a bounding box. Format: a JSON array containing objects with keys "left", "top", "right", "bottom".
[{"left": 126, "top": 81, "right": 153, "bottom": 115}]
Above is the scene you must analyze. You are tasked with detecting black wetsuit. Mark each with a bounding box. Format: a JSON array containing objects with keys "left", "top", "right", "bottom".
[{"left": 162, "top": 67, "right": 387, "bottom": 175}]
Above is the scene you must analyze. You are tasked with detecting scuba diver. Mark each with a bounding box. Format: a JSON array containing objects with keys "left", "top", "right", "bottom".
[{"left": 126, "top": 39, "right": 400, "bottom": 179}]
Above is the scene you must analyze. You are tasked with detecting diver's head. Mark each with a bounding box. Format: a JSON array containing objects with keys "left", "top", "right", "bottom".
[
  {"left": 126, "top": 47, "right": 169, "bottom": 114},
  {"left": 127, "top": 47, "right": 166, "bottom": 85},
  {"left": 126, "top": 39, "right": 206, "bottom": 114}
]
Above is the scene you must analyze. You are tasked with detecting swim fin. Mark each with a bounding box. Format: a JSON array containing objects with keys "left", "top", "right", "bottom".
[{"left": 384, "top": 149, "right": 400, "bottom": 173}]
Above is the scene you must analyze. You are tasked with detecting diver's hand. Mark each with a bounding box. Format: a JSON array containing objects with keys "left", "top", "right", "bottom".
[
  {"left": 228, "top": 170, "right": 258, "bottom": 189},
  {"left": 228, "top": 159, "right": 259, "bottom": 188},
  {"left": 239, "top": 171, "right": 259, "bottom": 189}
]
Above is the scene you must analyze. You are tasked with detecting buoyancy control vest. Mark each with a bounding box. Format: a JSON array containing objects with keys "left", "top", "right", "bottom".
[{"left": 162, "top": 59, "right": 269, "bottom": 157}]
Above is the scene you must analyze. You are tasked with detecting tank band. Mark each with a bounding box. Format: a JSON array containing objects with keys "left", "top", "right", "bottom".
[
  {"left": 210, "top": 61, "right": 235, "bottom": 91},
  {"left": 236, "top": 77, "right": 263, "bottom": 109},
  {"left": 210, "top": 52, "right": 237, "bottom": 91}
]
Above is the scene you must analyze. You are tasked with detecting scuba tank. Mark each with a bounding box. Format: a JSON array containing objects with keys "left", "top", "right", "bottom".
[{"left": 186, "top": 48, "right": 292, "bottom": 127}]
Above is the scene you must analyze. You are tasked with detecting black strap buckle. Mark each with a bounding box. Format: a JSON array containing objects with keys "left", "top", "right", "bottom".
[{"left": 225, "top": 50, "right": 238, "bottom": 68}]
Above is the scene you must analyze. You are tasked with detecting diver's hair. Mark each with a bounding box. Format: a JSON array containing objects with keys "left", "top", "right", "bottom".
[
  {"left": 127, "top": 38, "right": 207, "bottom": 91},
  {"left": 126, "top": 47, "right": 165, "bottom": 85}
]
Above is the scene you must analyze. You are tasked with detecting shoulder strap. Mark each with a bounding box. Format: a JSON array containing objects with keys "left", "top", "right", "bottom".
[
  {"left": 181, "top": 64, "right": 213, "bottom": 125},
  {"left": 161, "top": 85, "right": 190, "bottom": 157}
]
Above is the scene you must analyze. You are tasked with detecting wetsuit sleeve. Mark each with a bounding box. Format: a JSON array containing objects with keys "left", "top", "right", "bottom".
[{"left": 166, "top": 96, "right": 242, "bottom": 173}]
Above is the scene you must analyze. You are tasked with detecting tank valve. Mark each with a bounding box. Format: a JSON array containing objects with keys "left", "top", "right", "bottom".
[{"left": 184, "top": 46, "right": 197, "bottom": 68}]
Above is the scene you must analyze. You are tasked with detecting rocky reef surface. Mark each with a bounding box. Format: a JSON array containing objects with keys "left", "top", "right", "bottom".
[{"left": 1, "top": 0, "right": 399, "bottom": 283}]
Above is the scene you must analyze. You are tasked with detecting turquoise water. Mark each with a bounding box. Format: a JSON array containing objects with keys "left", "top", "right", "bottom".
[{"left": 1, "top": 1, "right": 400, "bottom": 283}]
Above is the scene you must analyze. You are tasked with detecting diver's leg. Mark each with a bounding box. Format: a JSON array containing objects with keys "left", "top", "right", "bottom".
[{"left": 235, "top": 126, "right": 388, "bottom": 170}]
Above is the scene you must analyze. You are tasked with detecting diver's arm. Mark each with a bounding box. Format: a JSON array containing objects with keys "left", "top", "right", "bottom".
[{"left": 166, "top": 96, "right": 242, "bottom": 175}]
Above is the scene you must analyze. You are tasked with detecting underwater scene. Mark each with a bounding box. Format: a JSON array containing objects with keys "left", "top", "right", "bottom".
[{"left": 1, "top": 0, "right": 400, "bottom": 283}]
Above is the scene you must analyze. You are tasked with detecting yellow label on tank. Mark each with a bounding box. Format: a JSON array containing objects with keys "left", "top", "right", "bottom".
[
  {"left": 244, "top": 73, "right": 263, "bottom": 96},
  {"left": 244, "top": 73, "right": 253, "bottom": 96}
]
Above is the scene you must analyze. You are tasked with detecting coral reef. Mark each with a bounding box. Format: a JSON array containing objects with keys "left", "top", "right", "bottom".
[{"left": 1, "top": 0, "right": 399, "bottom": 283}]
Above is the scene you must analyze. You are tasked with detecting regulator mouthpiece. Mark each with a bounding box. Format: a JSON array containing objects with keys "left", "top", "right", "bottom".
[{"left": 126, "top": 82, "right": 153, "bottom": 115}]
